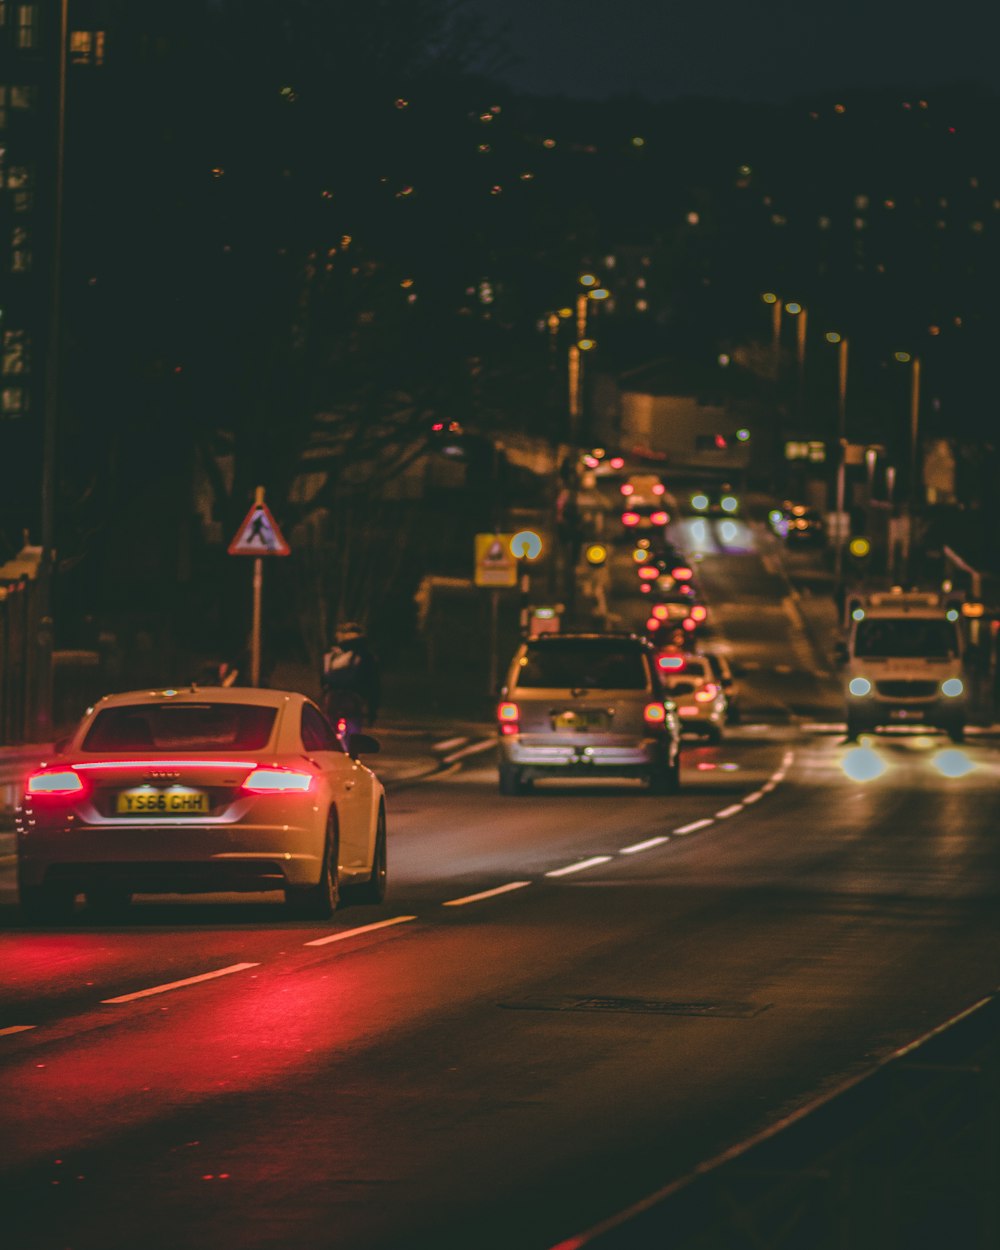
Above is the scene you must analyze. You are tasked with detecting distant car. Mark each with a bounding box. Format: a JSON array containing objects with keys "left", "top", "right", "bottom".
[
  {"left": 497, "top": 633, "right": 682, "bottom": 795},
  {"left": 16, "top": 687, "right": 388, "bottom": 923},
  {"left": 689, "top": 484, "right": 741, "bottom": 517},
  {"left": 620, "top": 499, "right": 676, "bottom": 534},
  {"left": 620, "top": 473, "right": 669, "bottom": 504},
  {"left": 701, "top": 649, "right": 742, "bottom": 723},
  {"left": 654, "top": 653, "right": 727, "bottom": 743},
  {"left": 769, "top": 501, "right": 824, "bottom": 545},
  {"left": 643, "top": 588, "right": 709, "bottom": 642}
]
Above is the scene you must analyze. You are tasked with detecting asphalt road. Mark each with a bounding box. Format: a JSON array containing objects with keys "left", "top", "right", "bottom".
[{"left": 1, "top": 517, "right": 998, "bottom": 1250}]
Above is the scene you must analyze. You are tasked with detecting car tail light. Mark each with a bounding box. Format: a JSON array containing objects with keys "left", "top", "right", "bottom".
[
  {"left": 695, "top": 683, "right": 720, "bottom": 703},
  {"left": 672, "top": 566, "right": 693, "bottom": 580},
  {"left": 638, "top": 566, "right": 659, "bottom": 581},
  {"left": 682, "top": 618, "right": 697, "bottom": 632},
  {"left": 658, "top": 654, "right": 686, "bottom": 671},
  {"left": 240, "top": 767, "right": 314, "bottom": 794},
  {"left": 645, "top": 617, "right": 661, "bottom": 632},
  {"left": 622, "top": 512, "right": 640, "bottom": 526},
  {"left": 26, "top": 768, "right": 87, "bottom": 798},
  {"left": 644, "top": 702, "right": 667, "bottom": 726},
  {"left": 620, "top": 483, "right": 634, "bottom": 496},
  {"left": 652, "top": 483, "right": 665, "bottom": 495},
  {"left": 690, "top": 605, "right": 708, "bottom": 622},
  {"left": 640, "top": 583, "right": 651, "bottom": 594},
  {"left": 497, "top": 701, "right": 520, "bottom": 735},
  {"left": 679, "top": 705, "right": 699, "bottom": 716},
  {"left": 650, "top": 511, "right": 669, "bottom": 526},
  {"left": 652, "top": 604, "right": 669, "bottom": 621},
  {"left": 609, "top": 456, "right": 624, "bottom": 469}
]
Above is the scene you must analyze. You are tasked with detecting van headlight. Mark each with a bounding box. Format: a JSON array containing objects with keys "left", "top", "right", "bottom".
[
  {"left": 849, "top": 677, "right": 872, "bottom": 697},
  {"left": 941, "top": 678, "right": 964, "bottom": 697}
]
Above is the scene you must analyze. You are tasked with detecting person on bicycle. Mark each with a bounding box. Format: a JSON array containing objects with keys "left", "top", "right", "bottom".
[{"left": 321, "top": 622, "right": 381, "bottom": 738}]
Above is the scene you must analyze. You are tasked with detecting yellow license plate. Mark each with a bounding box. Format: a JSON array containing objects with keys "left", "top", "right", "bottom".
[{"left": 116, "top": 788, "right": 209, "bottom": 815}]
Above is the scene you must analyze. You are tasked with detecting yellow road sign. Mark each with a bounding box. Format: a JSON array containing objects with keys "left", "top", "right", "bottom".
[{"left": 475, "top": 533, "right": 517, "bottom": 587}]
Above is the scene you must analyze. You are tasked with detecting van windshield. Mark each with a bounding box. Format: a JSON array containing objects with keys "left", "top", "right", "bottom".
[{"left": 854, "top": 619, "right": 958, "bottom": 660}]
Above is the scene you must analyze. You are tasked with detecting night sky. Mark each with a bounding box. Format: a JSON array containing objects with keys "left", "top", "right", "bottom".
[{"left": 465, "top": 0, "right": 1000, "bottom": 102}]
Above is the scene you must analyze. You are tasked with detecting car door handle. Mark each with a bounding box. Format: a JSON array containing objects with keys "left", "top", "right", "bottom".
[{"left": 345, "top": 781, "right": 355, "bottom": 790}]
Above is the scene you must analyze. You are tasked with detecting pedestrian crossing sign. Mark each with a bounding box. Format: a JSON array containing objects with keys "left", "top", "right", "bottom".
[
  {"left": 474, "top": 532, "right": 517, "bottom": 587},
  {"left": 228, "top": 501, "right": 291, "bottom": 556}
]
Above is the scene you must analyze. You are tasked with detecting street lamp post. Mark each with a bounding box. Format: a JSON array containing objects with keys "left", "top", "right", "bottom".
[
  {"left": 894, "top": 352, "right": 922, "bottom": 578},
  {"left": 826, "top": 333, "right": 849, "bottom": 596}
]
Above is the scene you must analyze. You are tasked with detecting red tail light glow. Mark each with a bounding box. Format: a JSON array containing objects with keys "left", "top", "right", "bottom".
[
  {"left": 652, "top": 604, "right": 669, "bottom": 621},
  {"left": 240, "top": 767, "right": 314, "bottom": 794},
  {"left": 658, "top": 654, "right": 686, "bottom": 671},
  {"left": 644, "top": 702, "right": 667, "bottom": 725},
  {"left": 640, "top": 583, "right": 651, "bottom": 594},
  {"left": 695, "top": 683, "right": 720, "bottom": 703},
  {"left": 638, "top": 566, "right": 659, "bottom": 580},
  {"left": 609, "top": 456, "right": 625, "bottom": 469},
  {"left": 682, "top": 618, "right": 697, "bottom": 632},
  {"left": 497, "top": 702, "right": 520, "bottom": 735},
  {"left": 26, "top": 768, "right": 87, "bottom": 797},
  {"left": 672, "top": 566, "right": 693, "bottom": 580},
  {"left": 652, "top": 483, "right": 666, "bottom": 495},
  {"left": 690, "top": 605, "right": 708, "bottom": 622},
  {"left": 620, "top": 483, "right": 634, "bottom": 496},
  {"left": 650, "top": 511, "right": 669, "bottom": 526},
  {"left": 622, "top": 512, "right": 640, "bottom": 526},
  {"left": 645, "top": 617, "right": 661, "bottom": 632}
]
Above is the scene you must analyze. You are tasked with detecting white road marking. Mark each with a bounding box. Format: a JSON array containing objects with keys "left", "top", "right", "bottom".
[
  {"left": 102, "top": 962, "right": 260, "bottom": 1004},
  {"left": 771, "top": 771, "right": 786, "bottom": 782},
  {"left": 305, "top": 915, "right": 417, "bottom": 947},
  {"left": 781, "top": 751, "right": 795, "bottom": 766},
  {"left": 442, "top": 738, "right": 497, "bottom": 765},
  {"left": 0, "top": 1025, "right": 36, "bottom": 1037},
  {"left": 715, "top": 804, "right": 744, "bottom": 819},
  {"left": 620, "top": 835, "right": 670, "bottom": 854},
  {"left": 742, "top": 791, "right": 765, "bottom": 803},
  {"left": 545, "top": 856, "right": 613, "bottom": 878},
  {"left": 434, "top": 736, "right": 468, "bottom": 753},
  {"left": 761, "top": 781, "right": 776, "bottom": 792},
  {"left": 443, "top": 882, "right": 531, "bottom": 906},
  {"left": 673, "top": 818, "right": 714, "bottom": 834}
]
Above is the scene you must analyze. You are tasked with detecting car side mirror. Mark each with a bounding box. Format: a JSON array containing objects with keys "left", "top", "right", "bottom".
[{"left": 347, "top": 732, "right": 380, "bottom": 757}]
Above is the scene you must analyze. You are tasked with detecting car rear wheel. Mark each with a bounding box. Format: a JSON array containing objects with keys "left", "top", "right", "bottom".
[
  {"left": 286, "top": 813, "right": 340, "bottom": 918},
  {"left": 350, "top": 806, "right": 387, "bottom": 905},
  {"left": 19, "top": 880, "right": 76, "bottom": 926},
  {"left": 499, "top": 763, "right": 528, "bottom": 796}
]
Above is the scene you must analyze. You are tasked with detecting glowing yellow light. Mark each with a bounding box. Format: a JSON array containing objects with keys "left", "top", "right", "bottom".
[
  {"left": 894, "top": 351, "right": 911, "bottom": 362},
  {"left": 762, "top": 292, "right": 778, "bottom": 304},
  {"left": 589, "top": 288, "right": 610, "bottom": 299},
  {"left": 849, "top": 537, "right": 871, "bottom": 558},
  {"left": 631, "top": 136, "right": 645, "bottom": 147},
  {"left": 542, "top": 138, "right": 556, "bottom": 149},
  {"left": 785, "top": 302, "right": 802, "bottom": 314},
  {"left": 841, "top": 746, "right": 886, "bottom": 782},
  {"left": 579, "top": 273, "right": 597, "bottom": 286},
  {"left": 577, "top": 339, "right": 596, "bottom": 351},
  {"left": 510, "top": 530, "right": 543, "bottom": 560},
  {"left": 585, "top": 544, "right": 608, "bottom": 566},
  {"left": 932, "top": 750, "right": 975, "bottom": 778},
  {"left": 632, "top": 548, "right": 649, "bottom": 563},
  {"left": 400, "top": 278, "right": 414, "bottom": 289},
  {"left": 557, "top": 307, "right": 572, "bottom": 318},
  {"left": 826, "top": 331, "right": 842, "bottom": 343},
  {"left": 394, "top": 98, "right": 409, "bottom": 109}
]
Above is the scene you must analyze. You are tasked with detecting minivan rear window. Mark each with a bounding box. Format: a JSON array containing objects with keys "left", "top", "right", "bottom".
[
  {"left": 516, "top": 641, "right": 648, "bottom": 690},
  {"left": 82, "top": 704, "right": 278, "bottom": 752}
]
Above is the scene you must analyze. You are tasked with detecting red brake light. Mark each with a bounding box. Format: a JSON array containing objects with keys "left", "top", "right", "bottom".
[
  {"left": 644, "top": 702, "right": 667, "bottom": 725},
  {"left": 497, "top": 702, "right": 520, "bottom": 735},
  {"left": 241, "top": 767, "right": 314, "bottom": 794},
  {"left": 695, "top": 683, "right": 720, "bottom": 703},
  {"left": 609, "top": 456, "right": 625, "bottom": 469},
  {"left": 672, "top": 566, "right": 693, "bottom": 580},
  {"left": 650, "top": 511, "right": 669, "bottom": 526},
  {"left": 638, "top": 566, "right": 659, "bottom": 581},
  {"left": 26, "top": 768, "right": 86, "bottom": 797},
  {"left": 645, "top": 617, "right": 661, "bottom": 632},
  {"left": 620, "top": 483, "right": 634, "bottom": 496},
  {"left": 658, "top": 654, "right": 686, "bottom": 671},
  {"left": 652, "top": 483, "right": 666, "bottom": 495},
  {"left": 622, "top": 512, "right": 640, "bottom": 526},
  {"left": 682, "top": 618, "right": 697, "bottom": 632},
  {"left": 652, "top": 604, "right": 669, "bottom": 621},
  {"left": 690, "top": 605, "right": 708, "bottom": 622}
]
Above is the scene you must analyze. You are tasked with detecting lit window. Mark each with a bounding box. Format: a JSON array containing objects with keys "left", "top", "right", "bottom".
[
  {"left": 854, "top": 194, "right": 869, "bottom": 210},
  {"left": 853, "top": 217, "right": 866, "bottom": 230},
  {"left": 11, "top": 85, "right": 35, "bottom": 110},
  {"left": 7, "top": 164, "right": 30, "bottom": 189},
  {"left": 636, "top": 299, "right": 648, "bottom": 312},
  {"left": 971, "top": 221, "right": 984, "bottom": 233},
  {"left": 635, "top": 277, "right": 646, "bottom": 289},
  {"left": 16, "top": 4, "right": 39, "bottom": 50},
  {"left": 0, "top": 87, "right": 6, "bottom": 131},
  {"left": 11, "top": 223, "right": 30, "bottom": 271},
  {"left": 2, "top": 386, "right": 26, "bottom": 415},
  {"left": 771, "top": 214, "right": 787, "bottom": 226},
  {"left": 818, "top": 216, "right": 831, "bottom": 229},
  {"left": 2, "top": 329, "right": 28, "bottom": 375},
  {"left": 70, "top": 31, "right": 106, "bottom": 66}
]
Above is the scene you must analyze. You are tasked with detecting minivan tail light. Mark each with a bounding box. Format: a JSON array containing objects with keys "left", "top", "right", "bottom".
[
  {"left": 622, "top": 512, "right": 640, "bottom": 527},
  {"left": 644, "top": 703, "right": 667, "bottom": 726},
  {"left": 241, "top": 767, "right": 314, "bottom": 794},
  {"left": 497, "top": 702, "right": 520, "bottom": 735},
  {"left": 690, "top": 605, "right": 708, "bottom": 622},
  {"left": 26, "top": 768, "right": 87, "bottom": 797},
  {"left": 695, "top": 683, "right": 720, "bottom": 702},
  {"left": 650, "top": 511, "right": 669, "bottom": 526}
]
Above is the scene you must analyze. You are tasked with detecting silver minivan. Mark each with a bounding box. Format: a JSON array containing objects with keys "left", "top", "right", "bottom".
[{"left": 497, "top": 633, "right": 682, "bottom": 795}]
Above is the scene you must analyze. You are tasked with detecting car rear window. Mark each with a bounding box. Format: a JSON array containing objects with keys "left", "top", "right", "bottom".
[
  {"left": 516, "top": 641, "right": 649, "bottom": 690},
  {"left": 82, "top": 703, "right": 278, "bottom": 752}
]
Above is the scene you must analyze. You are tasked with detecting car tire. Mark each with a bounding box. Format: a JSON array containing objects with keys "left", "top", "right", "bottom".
[
  {"left": 499, "top": 763, "right": 527, "bottom": 796},
  {"left": 85, "top": 886, "right": 133, "bottom": 919},
  {"left": 350, "top": 806, "right": 387, "bottom": 905},
  {"left": 948, "top": 722, "right": 965, "bottom": 744},
  {"left": 19, "top": 880, "right": 76, "bottom": 926},
  {"left": 286, "top": 812, "right": 340, "bottom": 919}
]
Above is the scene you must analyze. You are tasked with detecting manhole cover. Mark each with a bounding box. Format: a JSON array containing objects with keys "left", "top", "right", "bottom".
[{"left": 499, "top": 996, "right": 770, "bottom": 1019}]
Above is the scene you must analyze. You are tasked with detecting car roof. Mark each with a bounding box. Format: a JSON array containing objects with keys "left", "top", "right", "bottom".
[{"left": 89, "top": 687, "right": 305, "bottom": 710}]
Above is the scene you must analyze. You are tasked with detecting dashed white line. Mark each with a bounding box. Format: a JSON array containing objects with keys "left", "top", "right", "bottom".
[
  {"left": 434, "top": 736, "right": 468, "bottom": 753},
  {"left": 305, "top": 915, "right": 417, "bottom": 947},
  {"left": 443, "top": 882, "right": 531, "bottom": 906},
  {"left": 620, "top": 835, "right": 670, "bottom": 855},
  {"left": 545, "top": 856, "right": 613, "bottom": 878},
  {"left": 442, "top": 738, "right": 497, "bottom": 765},
  {"left": 742, "top": 791, "right": 765, "bottom": 804},
  {"left": 0, "top": 1025, "right": 36, "bottom": 1037},
  {"left": 102, "top": 962, "right": 260, "bottom": 1004},
  {"left": 761, "top": 780, "right": 777, "bottom": 792},
  {"left": 673, "top": 818, "right": 714, "bottom": 835},
  {"left": 715, "top": 804, "right": 744, "bottom": 819},
  {"left": 781, "top": 751, "right": 795, "bottom": 767}
]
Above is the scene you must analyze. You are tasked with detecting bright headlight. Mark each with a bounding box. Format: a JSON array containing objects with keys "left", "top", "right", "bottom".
[
  {"left": 941, "top": 678, "right": 964, "bottom": 697},
  {"left": 720, "top": 496, "right": 738, "bottom": 513},
  {"left": 849, "top": 677, "right": 872, "bottom": 696}
]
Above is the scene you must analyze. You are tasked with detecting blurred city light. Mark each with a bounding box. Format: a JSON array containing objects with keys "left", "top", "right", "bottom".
[
  {"left": 841, "top": 746, "right": 887, "bottom": 781},
  {"left": 932, "top": 750, "right": 975, "bottom": 778}
]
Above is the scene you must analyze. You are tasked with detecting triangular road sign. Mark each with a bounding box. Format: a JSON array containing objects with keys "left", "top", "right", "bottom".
[{"left": 228, "top": 501, "right": 291, "bottom": 556}]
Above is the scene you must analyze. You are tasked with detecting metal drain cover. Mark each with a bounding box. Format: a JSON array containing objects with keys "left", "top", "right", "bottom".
[{"left": 500, "top": 995, "right": 770, "bottom": 1019}]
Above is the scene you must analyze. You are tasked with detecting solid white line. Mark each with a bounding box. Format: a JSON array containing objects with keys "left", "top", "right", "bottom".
[
  {"left": 673, "top": 818, "right": 714, "bottom": 835},
  {"left": 102, "top": 962, "right": 260, "bottom": 1004},
  {"left": 0, "top": 1025, "right": 36, "bottom": 1037},
  {"left": 742, "top": 791, "right": 765, "bottom": 803},
  {"left": 305, "top": 915, "right": 417, "bottom": 947},
  {"left": 545, "top": 856, "right": 613, "bottom": 878},
  {"left": 434, "top": 736, "right": 468, "bottom": 753},
  {"left": 715, "top": 804, "right": 744, "bottom": 819},
  {"left": 442, "top": 738, "right": 497, "bottom": 765},
  {"left": 443, "top": 881, "right": 532, "bottom": 906},
  {"left": 620, "top": 835, "right": 670, "bottom": 854}
]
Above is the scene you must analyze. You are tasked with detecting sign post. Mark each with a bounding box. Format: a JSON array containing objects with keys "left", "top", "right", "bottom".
[
  {"left": 474, "top": 534, "right": 517, "bottom": 696},
  {"left": 228, "top": 486, "right": 291, "bottom": 686}
]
